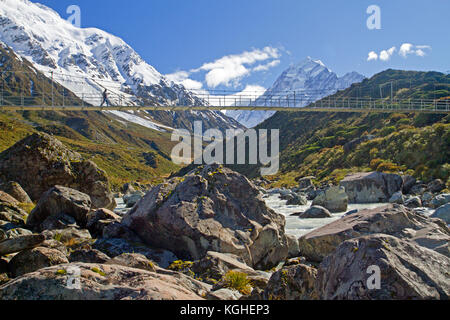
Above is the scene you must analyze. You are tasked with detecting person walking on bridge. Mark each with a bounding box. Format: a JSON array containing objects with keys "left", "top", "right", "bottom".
[{"left": 100, "top": 89, "right": 111, "bottom": 107}]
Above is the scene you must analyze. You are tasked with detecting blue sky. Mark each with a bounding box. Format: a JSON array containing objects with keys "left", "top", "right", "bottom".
[{"left": 35, "top": 0, "right": 450, "bottom": 92}]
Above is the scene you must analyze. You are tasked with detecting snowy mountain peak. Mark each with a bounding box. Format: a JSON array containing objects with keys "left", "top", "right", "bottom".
[
  {"left": 227, "top": 58, "right": 365, "bottom": 128},
  {"left": 0, "top": 0, "right": 243, "bottom": 131}
]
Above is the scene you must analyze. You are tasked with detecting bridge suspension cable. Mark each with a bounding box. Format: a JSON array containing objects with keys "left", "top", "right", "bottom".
[{"left": 0, "top": 70, "right": 449, "bottom": 113}]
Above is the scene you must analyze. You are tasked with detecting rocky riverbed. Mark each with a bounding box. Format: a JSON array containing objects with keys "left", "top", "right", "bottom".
[{"left": 0, "top": 134, "right": 449, "bottom": 300}]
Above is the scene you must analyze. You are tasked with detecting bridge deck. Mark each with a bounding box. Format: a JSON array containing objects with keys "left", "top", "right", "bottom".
[{"left": 0, "top": 105, "right": 448, "bottom": 114}]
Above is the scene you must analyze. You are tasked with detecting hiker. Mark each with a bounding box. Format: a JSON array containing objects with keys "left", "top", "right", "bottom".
[{"left": 100, "top": 89, "right": 110, "bottom": 107}]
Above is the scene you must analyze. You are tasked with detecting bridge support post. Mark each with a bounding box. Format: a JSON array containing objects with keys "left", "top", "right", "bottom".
[{"left": 51, "top": 71, "right": 54, "bottom": 107}]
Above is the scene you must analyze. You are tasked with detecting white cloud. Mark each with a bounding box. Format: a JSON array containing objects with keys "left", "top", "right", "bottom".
[
  {"left": 192, "top": 46, "right": 281, "bottom": 88},
  {"left": 368, "top": 43, "right": 431, "bottom": 62},
  {"left": 399, "top": 43, "right": 431, "bottom": 58},
  {"left": 379, "top": 47, "right": 396, "bottom": 61},
  {"left": 367, "top": 51, "right": 378, "bottom": 61},
  {"left": 253, "top": 60, "right": 281, "bottom": 72},
  {"left": 165, "top": 71, "right": 203, "bottom": 91},
  {"left": 210, "top": 84, "right": 266, "bottom": 108}
]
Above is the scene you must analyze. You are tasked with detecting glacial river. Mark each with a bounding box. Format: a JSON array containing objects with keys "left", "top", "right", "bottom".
[
  {"left": 263, "top": 194, "right": 389, "bottom": 238},
  {"left": 115, "top": 194, "right": 433, "bottom": 238}
]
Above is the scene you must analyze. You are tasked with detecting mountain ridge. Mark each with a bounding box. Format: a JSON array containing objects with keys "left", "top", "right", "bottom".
[
  {"left": 226, "top": 57, "right": 365, "bottom": 127},
  {"left": 0, "top": 0, "right": 243, "bottom": 131}
]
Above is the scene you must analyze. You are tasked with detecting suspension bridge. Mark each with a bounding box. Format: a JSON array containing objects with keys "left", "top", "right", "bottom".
[{"left": 0, "top": 70, "right": 449, "bottom": 114}]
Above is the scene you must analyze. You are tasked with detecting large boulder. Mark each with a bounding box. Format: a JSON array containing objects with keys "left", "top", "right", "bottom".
[
  {"left": 93, "top": 238, "right": 177, "bottom": 269},
  {"left": 0, "top": 133, "right": 115, "bottom": 210},
  {"left": 299, "top": 206, "right": 332, "bottom": 219},
  {"left": 296, "top": 177, "right": 315, "bottom": 190},
  {"left": 0, "top": 263, "right": 209, "bottom": 300},
  {"left": 123, "top": 164, "right": 289, "bottom": 270},
  {"left": 0, "top": 201, "right": 28, "bottom": 227},
  {"left": 431, "top": 204, "right": 450, "bottom": 224},
  {"left": 191, "top": 251, "right": 257, "bottom": 284},
  {"left": 8, "top": 247, "right": 69, "bottom": 277},
  {"left": 263, "top": 264, "right": 318, "bottom": 300},
  {"left": 298, "top": 205, "right": 450, "bottom": 262},
  {"left": 0, "top": 182, "right": 32, "bottom": 204},
  {"left": 107, "top": 253, "right": 156, "bottom": 273},
  {"left": 340, "top": 172, "right": 403, "bottom": 203},
  {"left": 0, "top": 234, "right": 45, "bottom": 256},
  {"left": 312, "top": 186, "right": 348, "bottom": 213},
  {"left": 430, "top": 194, "right": 450, "bottom": 209},
  {"left": 27, "top": 186, "right": 92, "bottom": 229},
  {"left": 316, "top": 234, "right": 450, "bottom": 300}
]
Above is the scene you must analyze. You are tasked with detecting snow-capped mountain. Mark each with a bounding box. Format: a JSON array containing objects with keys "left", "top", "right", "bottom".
[
  {"left": 0, "top": 0, "right": 243, "bottom": 131},
  {"left": 227, "top": 57, "right": 365, "bottom": 127}
]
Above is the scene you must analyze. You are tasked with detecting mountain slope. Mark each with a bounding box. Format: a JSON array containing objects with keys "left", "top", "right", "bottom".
[
  {"left": 0, "top": 41, "right": 181, "bottom": 188},
  {"left": 0, "top": 0, "right": 243, "bottom": 131},
  {"left": 244, "top": 69, "right": 450, "bottom": 186},
  {"left": 227, "top": 57, "right": 365, "bottom": 127}
]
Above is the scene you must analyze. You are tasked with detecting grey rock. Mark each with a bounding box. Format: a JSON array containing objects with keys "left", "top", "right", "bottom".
[
  {"left": 9, "top": 247, "right": 69, "bottom": 278},
  {"left": 263, "top": 264, "right": 318, "bottom": 300},
  {"left": 69, "top": 249, "right": 110, "bottom": 264},
  {"left": 312, "top": 186, "right": 348, "bottom": 213},
  {"left": 206, "top": 288, "right": 242, "bottom": 301},
  {"left": 317, "top": 235, "right": 450, "bottom": 300},
  {"left": 93, "top": 238, "right": 177, "bottom": 269},
  {"left": 123, "top": 164, "right": 289, "bottom": 270},
  {"left": 299, "top": 206, "right": 332, "bottom": 219},
  {"left": 431, "top": 203, "right": 450, "bottom": 224},
  {"left": 107, "top": 253, "right": 156, "bottom": 272},
  {"left": 389, "top": 191, "right": 405, "bottom": 204},
  {"left": 0, "top": 263, "right": 208, "bottom": 300},
  {"left": 0, "top": 133, "right": 115, "bottom": 210},
  {"left": 0, "top": 234, "right": 45, "bottom": 256},
  {"left": 430, "top": 194, "right": 450, "bottom": 209},
  {"left": 0, "top": 181, "right": 32, "bottom": 204},
  {"left": 405, "top": 196, "right": 422, "bottom": 208},
  {"left": 298, "top": 205, "right": 450, "bottom": 262},
  {"left": 27, "top": 186, "right": 92, "bottom": 229},
  {"left": 402, "top": 175, "right": 416, "bottom": 194},
  {"left": 340, "top": 172, "right": 403, "bottom": 203},
  {"left": 428, "top": 179, "right": 445, "bottom": 193}
]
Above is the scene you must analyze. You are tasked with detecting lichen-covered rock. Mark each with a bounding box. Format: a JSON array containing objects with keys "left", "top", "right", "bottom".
[
  {"left": 263, "top": 264, "right": 318, "bottom": 300},
  {"left": 107, "top": 253, "right": 156, "bottom": 272},
  {"left": 93, "top": 238, "right": 177, "bottom": 269},
  {"left": 312, "top": 186, "right": 348, "bottom": 213},
  {"left": 0, "top": 234, "right": 45, "bottom": 256},
  {"left": 340, "top": 172, "right": 403, "bottom": 203},
  {"left": 123, "top": 165, "right": 289, "bottom": 270},
  {"left": 0, "top": 263, "right": 209, "bottom": 300},
  {"left": 69, "top": 249, "right": 110, "bottom": 264},
  {"left": 389, "top": 191, "right": 405, "bottom": 204},
  {"left": 298, "top": 205, "right": 450, "bottom": 262},
  {"left": 0, "top": 191, "right": 19, "bottom": 206},
  {"left": 316, "top": 235, "right": 450, "bottom": 300},
  {"left": 0, "top": 201, "right": 28, "bottom": 227},
  {"left": 428, "top": 179, "right": 445, "bottom": 193},
  {"left": 206, "top": 288, "right": 242, "bottom": 301},
  {"left": 8, "top": 247, "right": 69, "bottom": 277},
  {"left": 0, "top": 181, "right": 32, "bottom": 204},
  {"left": 0, "top": 133, "right": 115, "bottom": 210},
  {"left": 191, "top": 251, "right": 257, "bottom": 284},
  {"left": 27, "top": 186, "right": 92, "bottom": 229},
  {"left": 430, "top": 194, "right": 450, "bottom": 209}
]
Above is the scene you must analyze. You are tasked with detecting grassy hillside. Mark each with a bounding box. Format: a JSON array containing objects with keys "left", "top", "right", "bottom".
[
  {"left": 254, "top": 70, "right": 450, "bottom": 187},
  {"left": 0, "top": 43, "right": 180, "bottom": 189}
]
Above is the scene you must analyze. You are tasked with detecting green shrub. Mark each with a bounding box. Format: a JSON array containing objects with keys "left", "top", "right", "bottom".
[{"left": 222, "top": 271, "right": 252, "bottom": 295}]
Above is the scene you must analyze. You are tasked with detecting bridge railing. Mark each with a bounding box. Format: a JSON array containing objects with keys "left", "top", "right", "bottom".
[{"left": 0, "top": 70, "right": 449, "bottom": 112}]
